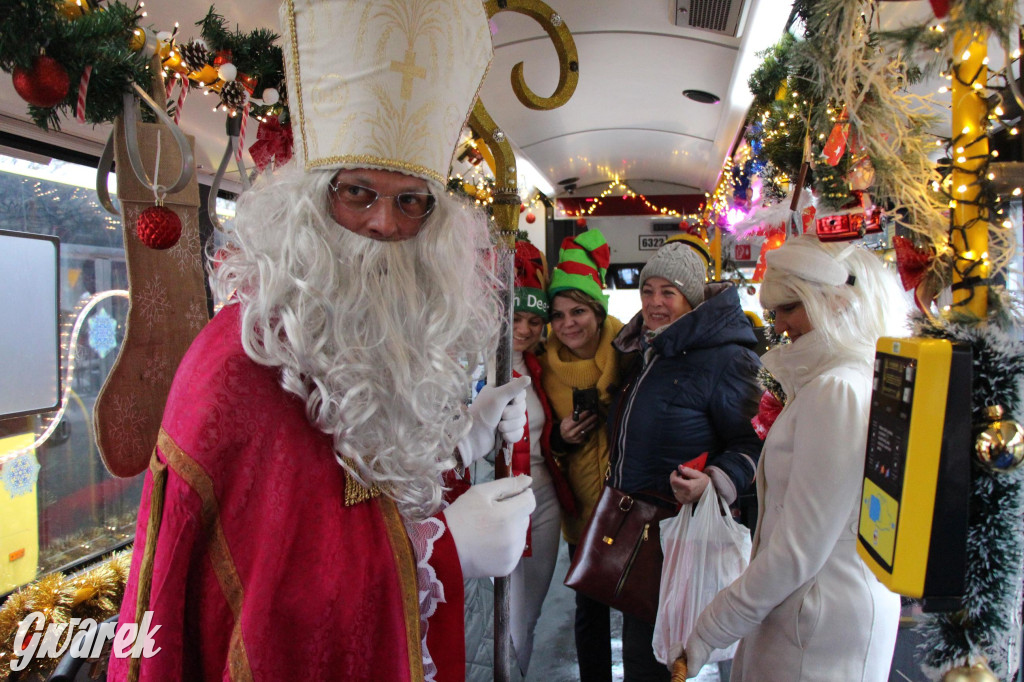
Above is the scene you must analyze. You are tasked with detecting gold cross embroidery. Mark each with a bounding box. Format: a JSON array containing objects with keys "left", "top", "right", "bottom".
[{"left": 390, "top": 49, "right": 426, "bottom": 100}]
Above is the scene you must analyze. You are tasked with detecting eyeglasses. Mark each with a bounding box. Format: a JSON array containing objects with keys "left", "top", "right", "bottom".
[{"left": 329, "top": 181, "right": 436, "bottom": 220}]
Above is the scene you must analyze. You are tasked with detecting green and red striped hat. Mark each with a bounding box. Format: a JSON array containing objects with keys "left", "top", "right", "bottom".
[
  {"left": 514, "top": 241, "right": 550, "bottom": 319},
  {"left": 548, "top": 230, "right": 611, "bottom": 312}
]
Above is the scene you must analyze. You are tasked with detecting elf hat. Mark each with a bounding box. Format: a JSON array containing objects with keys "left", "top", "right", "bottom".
[
  {"left": 514, "top": 241, "right": 550, "bottom": 319},
  {"left": 280, "top": 0, "right": 492, "bottom": 188},
  {"left": 548, "top": 230, "right": 611, "bottom": 312}
]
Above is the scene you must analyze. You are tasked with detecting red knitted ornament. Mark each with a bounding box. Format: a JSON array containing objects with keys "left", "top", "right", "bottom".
[
  {"left": 12, "top": 56, "right": 71, "bottom": 108},
  {"left": 136, "top": 205, "right": 182, "bottom": 249}
]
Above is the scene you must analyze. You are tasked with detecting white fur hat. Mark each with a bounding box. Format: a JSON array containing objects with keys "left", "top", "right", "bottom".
[
  {"left": 280, "top": 0, "right": 493, "bottom": 187},
  {"left": 765, "top": 237, "right": 855, "bottom": 287}
]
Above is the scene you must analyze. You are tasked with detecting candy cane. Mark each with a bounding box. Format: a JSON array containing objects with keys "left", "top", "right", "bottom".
[
  {"left": 75, "top": 65, "right": 92, "bottom": 123},
  {"left": 235, "top": 94, "right": 250, "bottom": 162},
  {"left": 174, "top": 80, "right": 189, "bottom": 124}
]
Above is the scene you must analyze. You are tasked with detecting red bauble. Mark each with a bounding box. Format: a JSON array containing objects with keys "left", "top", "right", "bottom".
[
  {"left": 525, "top": 212, "right": 536, "bottom": 224},
  {"left": 576, "top": 217, "right": 588, "bottom": 227},
  {"left": 136, "top": 205, "right": 182, "bottom": 249},
  {"left": 520, "top": 203, "right": 527, "bottom": 213},
  {"left": 12, "top": 56, "right": 71, "bottom": 108}
]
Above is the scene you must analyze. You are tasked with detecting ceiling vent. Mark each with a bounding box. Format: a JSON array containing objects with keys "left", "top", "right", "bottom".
[{"left": 675, "top": 0, "right": 747, "bottom": 37}]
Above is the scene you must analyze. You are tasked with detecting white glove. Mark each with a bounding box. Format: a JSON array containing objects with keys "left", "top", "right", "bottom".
[
  {"left": 458, "top": 376, "right": 531, "bottom": 467},
  {"left": 444, "top": 475, "right": 535, "bottom": 579}
]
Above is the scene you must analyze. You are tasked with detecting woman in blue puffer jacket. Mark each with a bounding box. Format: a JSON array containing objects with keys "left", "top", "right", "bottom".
[{"left": 608, "top": 240, "right": 763, "bottom": 682}]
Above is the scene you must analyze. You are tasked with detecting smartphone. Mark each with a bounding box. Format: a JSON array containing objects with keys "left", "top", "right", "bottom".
[{"left": 572, "top": 387, "right": 600, "bottom": 421}]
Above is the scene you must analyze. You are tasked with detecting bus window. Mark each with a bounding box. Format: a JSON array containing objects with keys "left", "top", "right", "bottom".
[{"left": 0, "top": 152, "right": 138, "bottom": 594}]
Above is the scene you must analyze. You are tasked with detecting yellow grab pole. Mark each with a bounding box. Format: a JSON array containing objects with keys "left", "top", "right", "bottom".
[{"left": 950, "top": 28, "right": 989, "bottom": 318}]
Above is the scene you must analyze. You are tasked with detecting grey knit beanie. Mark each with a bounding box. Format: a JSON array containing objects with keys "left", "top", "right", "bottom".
[{"left": 639, "top": 242, "right": 707, "bottom": 307}]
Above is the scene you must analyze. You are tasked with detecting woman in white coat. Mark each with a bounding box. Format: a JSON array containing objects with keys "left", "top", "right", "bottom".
[{"left": 679, "top": 236, "right": 906, "bottom": 681}]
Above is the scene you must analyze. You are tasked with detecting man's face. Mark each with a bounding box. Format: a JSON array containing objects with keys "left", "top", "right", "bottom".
[{"left": 328, "top": 168, "right": 435, "bottom": 242}]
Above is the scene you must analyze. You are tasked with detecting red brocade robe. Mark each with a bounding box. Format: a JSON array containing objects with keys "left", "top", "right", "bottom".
[{"left": 109, "top": 304, "right": 466, "bottom": 682}]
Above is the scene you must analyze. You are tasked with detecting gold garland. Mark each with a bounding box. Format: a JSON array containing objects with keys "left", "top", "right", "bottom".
[{"left": 0, "top": 550, "right": 132, "bottom": 679}]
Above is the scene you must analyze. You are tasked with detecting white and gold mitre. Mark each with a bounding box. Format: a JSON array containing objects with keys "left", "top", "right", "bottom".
[{"left": 280, "top": 0, "right": 493, "bottom": 187}]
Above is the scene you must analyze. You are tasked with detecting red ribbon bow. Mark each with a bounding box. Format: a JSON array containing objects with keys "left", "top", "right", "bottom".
[
  {"left": 751, "top": 391, "right": 784, "bottom": 440},
  {"left": 892, "top": 235, "right": 933, "bottom": 292},
  {"left": 248, "top": 117, "right": 294, "bottom": 172}
]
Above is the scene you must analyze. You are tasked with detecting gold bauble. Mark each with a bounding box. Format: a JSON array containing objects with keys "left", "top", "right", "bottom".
[
  {"left": 967, "top": 661, "right": 999, "bottom": 682},
  {"left": 975, "top": 405, "right": 1024, "bottom": 473},
  {"left": 941, "top": 665, "right": 972, "bottom": 682},
  {"left": 58, "top": 0, "right": 92, "bottom": 19}
]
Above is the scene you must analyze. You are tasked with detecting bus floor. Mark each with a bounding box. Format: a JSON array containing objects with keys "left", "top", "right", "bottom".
[{"left": 523, "top": 542, "right": 934, "bottom": 682}]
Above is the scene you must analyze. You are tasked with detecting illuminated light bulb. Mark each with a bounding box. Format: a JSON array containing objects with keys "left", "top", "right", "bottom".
[
  {"left": 949, "top": 200, "right": 958, "bottom": 208},
  {"left": 956, "top": 146, "right": 965, "bottom": 153},
  {"left": 1004, "top": 220, "right": 1012, "bottom": 228},
  {"left": 1014, "top": 188, "right": 1023, "bottom": 196},
  {"left": 962, "top": 50, "right": 971, "bottom": 60},
  {"left": 957, "top": 156, "right": 966, "bottom": 163},
  {"left": 983, "top": 57, "right": 990, "bottom": 65},
  {"left": 963, "top": 250, "right": 976, "bottom": 259},
  {"left": 992, "top": 150, "right": 1000, "bottom": 157},
  {"left": 988, "top": 173, "right": 995, "bottom": 180},
  {"left": 938, "top": 86, "right": 949, "bottom": 93},
  {"left": 1015, "top": 50, "right": 1022, "bottom": 59},
  {"left": 1012, "top": 128, "right": 1019, "bottom": 135},
  {"left": 973, "top": 83, "right": 983, "bottom": 90},
  {"left": 982, "top": 252, "right": 989, "bottom": 259},
  {"left": 936, "top": 140, "right": 944, "bottom": 146},
  {"left": 995, "top": 106, "right": 1004, "bottom": 116},
  {"left": 962, "top": 126, "right": 971, "bottom": 135},
  {"left": 936, "top": 24, "right": 944, "bottom": 32}
]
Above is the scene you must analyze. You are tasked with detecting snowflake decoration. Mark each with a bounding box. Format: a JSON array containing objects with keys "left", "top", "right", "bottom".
[
  {"left": 170, "top": 213, "right": 203, "bottom": 275},
  {"left": 142, "top": 351, "right": 170, "bottom": 384},
  {"left": 137, "top": 274, "right": 171, "bottom": 325},
  {"left": 2, "top": 452, "right": 40, "bottom": 499},
  {"left": 185, "top": 300, "right": 208, "bottom": 332},
  {"left": 87, "top": 307, "right": 119, "bottom": 359},
  {"left": 108, "top": 393, "right": 145, "bottom": 453}
]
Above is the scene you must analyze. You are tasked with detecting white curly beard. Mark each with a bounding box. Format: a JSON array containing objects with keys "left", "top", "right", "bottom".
[{"left": 213, "top": 165, "right": 500, "bottom": 519}]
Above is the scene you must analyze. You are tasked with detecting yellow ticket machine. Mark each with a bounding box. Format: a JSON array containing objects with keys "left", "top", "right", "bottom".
[
  {"left": 857, "top": 337, "right": 972, "bottom": 611},
  {"left": 0, "top": 432, "right": 41, "bottom": 593}
]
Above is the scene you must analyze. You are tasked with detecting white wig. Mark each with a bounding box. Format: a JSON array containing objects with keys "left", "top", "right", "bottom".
[
  {"left": 212, "top": 164, "right": 500, "bottom": 519},
  {"left": 760, "top": 236, "right": 908, "bottom": 358}
]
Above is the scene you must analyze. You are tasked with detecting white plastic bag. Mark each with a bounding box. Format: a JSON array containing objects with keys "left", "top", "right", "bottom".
[{"left": 652, "top": 484, "right": 752, "bottom": 665}]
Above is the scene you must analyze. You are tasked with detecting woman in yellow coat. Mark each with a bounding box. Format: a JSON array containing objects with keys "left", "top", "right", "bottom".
[{"left": 540, "top": 229, "right": 623, "bottom": 682}]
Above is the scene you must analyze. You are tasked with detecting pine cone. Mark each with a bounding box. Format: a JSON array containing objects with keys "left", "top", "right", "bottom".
[
  {"left": 219, "top": 81, "right": 248, "bottom": 111},
  {"left": 179, "top": 40, "right": 212, "bottom": 73}
]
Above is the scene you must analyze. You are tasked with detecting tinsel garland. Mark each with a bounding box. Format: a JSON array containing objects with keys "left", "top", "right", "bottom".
[
  {"left": 911, "top": 290, "right": 1024, "bottom": 680},
  {"left": 0, "top": 550, "right": 132, "bottom": 679}
]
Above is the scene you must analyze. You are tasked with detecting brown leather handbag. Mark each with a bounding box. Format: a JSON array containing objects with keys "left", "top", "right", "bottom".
[{"left": 564, "top": 485, "right": 679, "bottom": 623}]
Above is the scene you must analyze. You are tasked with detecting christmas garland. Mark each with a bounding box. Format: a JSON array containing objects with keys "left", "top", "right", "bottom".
[
  {"left": 911, "top": 291, "right": 1024, "bottom": 680},
  {"left": 0, "top": 1, "right": 290, "bottom": 145},
  {"left": 0, "top": 550, "right": 132, "bottom": 679},
  {"left": 0, "top": 0, "right": 150, "bottom": 129}
]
